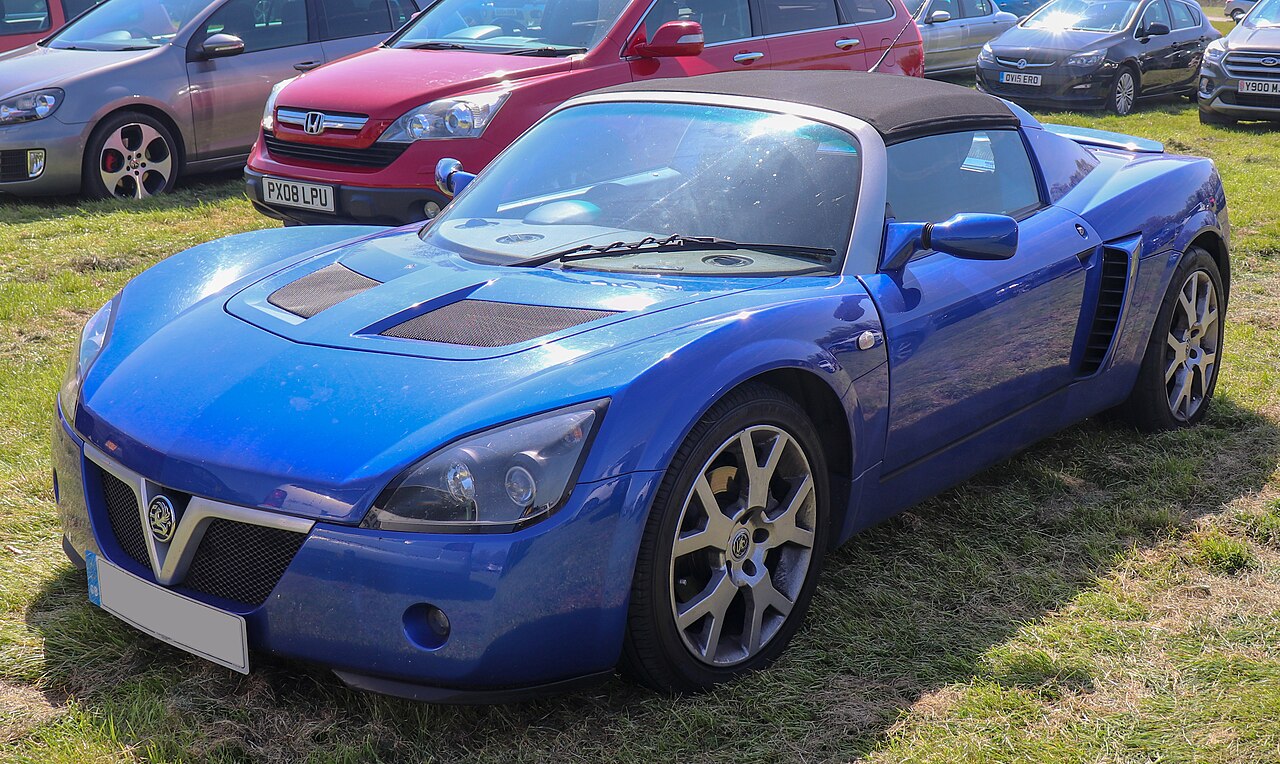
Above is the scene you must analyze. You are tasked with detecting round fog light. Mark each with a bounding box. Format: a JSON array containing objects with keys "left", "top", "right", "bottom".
[
  {"left": 424, "top": 201, "right": 442, "bottom": 219},
  {"left": 403, "top": 603, "right": 451, "bottom": 650}
]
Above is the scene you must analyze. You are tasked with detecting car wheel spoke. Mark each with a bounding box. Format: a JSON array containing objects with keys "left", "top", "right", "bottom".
[
  {"left": 673, "top": 475, "right": 733, "bottom": 558},
  {"left": 676, "top": 569, "right": 736, "bottom": 660},
  {"left": 740, "top": 429, "right": 788, "bottom": 511},
  {"left": 744, "top": 575, "right": 793, "bottom": 655},
  {"left": 764, "top": 474, "right": 815, "bottom": 550}
]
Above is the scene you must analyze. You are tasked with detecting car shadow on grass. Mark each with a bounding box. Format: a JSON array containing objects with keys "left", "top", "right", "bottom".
[
  {"left": 0, "top": 169, "right": 250, "bottom": 226},
  {"left": 20, "top": 397, "right": 1280, "bottom": 762}
]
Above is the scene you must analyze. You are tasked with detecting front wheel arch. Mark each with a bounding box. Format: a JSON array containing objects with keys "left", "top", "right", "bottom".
[{"left": 81, "top": 106, "right": 187, "bottom": 197}]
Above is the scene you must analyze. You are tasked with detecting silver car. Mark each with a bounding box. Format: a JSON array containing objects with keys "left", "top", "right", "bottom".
[
  {"left": 1225, "top": 0, "right": 1258, "bottom": 22},
  {"left": 0, "top": 0, "right": 421, "bottom": 199},
  {"left": 914, "top": 0, "right": 1018, "bottom": 75}
]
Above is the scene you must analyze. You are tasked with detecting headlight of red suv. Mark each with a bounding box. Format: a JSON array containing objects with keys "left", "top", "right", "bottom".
[{"left": 379, "top": 90, "right": 510, "bottom": 142}]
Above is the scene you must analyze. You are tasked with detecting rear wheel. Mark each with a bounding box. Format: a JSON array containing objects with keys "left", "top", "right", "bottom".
[
  {"left": 1232, "top": 8, "right": 1245, "bottom": 21},
  {"left": 1109, "top": 67, "right": 1138, "bottom": 115},
  {"left": 621, "top": 384, "right": 829, "bottom": 693},
  {"left": 1118, "top": 247, "right": 1224, "bottom": 431},
  {"left": 83, "top": 111, "right": 179, "bottom": 199}
]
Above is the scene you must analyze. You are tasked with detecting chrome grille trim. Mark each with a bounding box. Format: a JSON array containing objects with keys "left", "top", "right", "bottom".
[
  {"left": 276, "top": 107, "right": 369, "bottom": 132},
  {"left": 995, "top": 56, "right": 1055, "bottom": 68},
  {"left": 1224, "top": 50, "right": 1280, "bottom": 80}
]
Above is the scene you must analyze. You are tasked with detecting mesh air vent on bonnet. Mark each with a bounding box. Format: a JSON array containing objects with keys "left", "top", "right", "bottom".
[
  {"left": 267, "top": 264, "right": 380, "bottom": 318},
  {"left": 381, "top": 300, "right": 617, "bottom": 347}
]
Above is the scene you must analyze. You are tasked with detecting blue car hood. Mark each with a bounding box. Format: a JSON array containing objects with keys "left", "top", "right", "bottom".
[{"left": 76, "top": 227, "right": 777, "bottom": 523}]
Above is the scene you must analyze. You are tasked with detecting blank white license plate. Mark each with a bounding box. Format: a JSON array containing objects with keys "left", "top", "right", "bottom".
[
  {"left": 1000, "top": 72, "right": 1041, "bottom": 86},
  {"left": 87, "top": 550, "right": 249, "bottom": 673},
  {"left": 263, "top": 177, "right": 335, "bottom": 213},
  {"left": 1239, "top": 80, "right": 1280, "bottom": 94}
]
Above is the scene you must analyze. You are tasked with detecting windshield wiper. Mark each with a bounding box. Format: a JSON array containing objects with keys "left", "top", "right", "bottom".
[
  {"left": 503, "top": 46, "right": 587, "bottom": 56},
  {"left": 398, "top": 40, "right": 471, "bottom": 50},
  {"left": 514, "top": 234, "right": 837, "bottom": 268}
]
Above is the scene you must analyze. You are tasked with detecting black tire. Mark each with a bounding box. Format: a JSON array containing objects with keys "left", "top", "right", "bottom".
[
  {"left": 1199, "top": 109, "right": 1237, "bottom": 126},
  {"left": 1117, "top": 246, "right": 1225, "bottom": 431},
  {"left": 82, "top": 111, "right": 180, "bottom": 200},
  {"left": 620, "top": 383, "right": 830, "bottom": 693},
  {"left": 1231, "top": 9, "right": 1245, "bottom": 21},
  {"left": 1108, "top": 66, "right": 1139, "bottom": 115}
]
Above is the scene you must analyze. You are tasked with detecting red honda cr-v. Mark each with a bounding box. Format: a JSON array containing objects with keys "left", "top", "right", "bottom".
[{"left": 245, "top": 0, "right": 924, "bottom": 225}]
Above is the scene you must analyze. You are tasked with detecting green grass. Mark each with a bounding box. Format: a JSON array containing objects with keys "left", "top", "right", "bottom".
[{"left": 3, "top": 100, "right": 1280, "bottom": 763}]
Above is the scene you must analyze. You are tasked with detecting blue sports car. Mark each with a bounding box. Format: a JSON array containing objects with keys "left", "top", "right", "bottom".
[{"left": 54, "top": 72, "right": 1230, "bottom": 701}]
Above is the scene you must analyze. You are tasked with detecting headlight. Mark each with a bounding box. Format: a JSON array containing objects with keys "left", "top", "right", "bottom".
[
  {"left": 1204, "top": 42, "right": 1227, "bottom": 62},
  {"left": 362, "top": 400, "right": 607, "bottom": 532},
  {"left": 59, "top": 296, "right": 117, "bottom": 418},
  {"left": 979, "top": 43, "right": 995, "bottom": 63},
  {"left": 1065, "top": 49, "right": 1107, "bottom": 68},
  {"left": 379, "top": 90, "right": 510, "bottom": 143},
  {"left": 0, "top": 88, "right": 63, "bottom": 125},
  {"left": 261, "top": 77, "right": 297, "bottom": 131}
]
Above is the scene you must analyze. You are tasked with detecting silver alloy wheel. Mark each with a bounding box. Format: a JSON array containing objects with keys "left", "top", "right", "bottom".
[
  {"left": 1165, "top": 269, "right": 1220, "bottom": 421},
  {"left": 1232, "top": 9, "right": 1244, "bottom": 20},
  {"left": 1115, "top": 71, "right": 1136, "bottom": 115},
  {"left": 668, "top": 425, "right": 816, "bottom": 666},
  {"left": 99, "top": 123, "right": 173, "bottom": 199}
]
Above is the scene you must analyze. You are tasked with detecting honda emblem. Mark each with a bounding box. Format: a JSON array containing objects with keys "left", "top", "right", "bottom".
[{"left": 303, "top": 111, "right": 325, "bottom": 135}]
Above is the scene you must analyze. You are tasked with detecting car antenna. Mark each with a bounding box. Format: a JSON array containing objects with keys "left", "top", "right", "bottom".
[{"left": 869, "top": 17, "right": 916, "bottom": 72}]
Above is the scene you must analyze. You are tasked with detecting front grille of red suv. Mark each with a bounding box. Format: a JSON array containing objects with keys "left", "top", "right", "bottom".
[{"left": 262, "top": 130, "right": 408, "bottom": 169}]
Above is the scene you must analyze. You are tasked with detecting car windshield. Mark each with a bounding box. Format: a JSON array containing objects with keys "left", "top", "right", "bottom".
[
  {"left": 1022, "top": 0, "right": 1138, "bottom": 31},
  {"left": 45, "top": 0, "right": 208, "bottom": 49},
  {"left": 390, "top": 0, "right": 628, "bottom": 53},
  {"left": 423, "top": 102, "right": 862, "bottom": 276},
  {"left": 1244, "top": 0, "right": 1280, "bottom": 26}
]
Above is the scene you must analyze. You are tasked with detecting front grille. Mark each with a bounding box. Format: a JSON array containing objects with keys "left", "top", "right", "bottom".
[
  {"left": 995, "top": 56, "right": 1055, "bottom": 68},
  {"left": 381, "top": 299, "right": 618, "bottom": 347},
  {"left": 263, "top": 130, "right": 407, "bottom": 169},
  {"left": 267, "top": 263, "right": 381, "bottom": 318},
  {"left": 0, "top": 149, "right": 30, "bottom": 182},
  {"left": 1233, "top": 92, "right": 1280, "bottom": 108},
  {"left": 101, "top": 471, "right": 149, "bottom": 568},
  {"left": 1224, "top": 50, "right": 1280, "bottom": 80},
  {"left": 1078, "top": 246, "right": 1129, "bottom": 375},
  {"left": 181, "top": 519, "right": 306, "bottom": 606}
]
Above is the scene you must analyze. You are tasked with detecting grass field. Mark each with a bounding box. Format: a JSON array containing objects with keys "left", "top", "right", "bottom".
[{"left": 3, "top": 90, "right": 1280, "bottom": 762}]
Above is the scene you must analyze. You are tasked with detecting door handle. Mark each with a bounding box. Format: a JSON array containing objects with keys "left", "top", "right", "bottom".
[
  {"left": 834, "top": 37, "right": 860, "bottom": 49},
  {"left": 733, "top": 51, "right": 765, "bottom": 64},
  {"left": 293, "top": 60, "right": 322, "bottom": 72}
]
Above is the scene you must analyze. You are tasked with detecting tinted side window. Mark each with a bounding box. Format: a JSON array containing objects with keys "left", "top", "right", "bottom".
[
  {"left": 759, "top": 0, "right": 838, "bottom": 33},
  {"left": 1137, "top": 0, "right": 1170, "bottom": 32},
  {"left": 886, "top": 130, "right": 1041, "bottom": 223},
  {"left": 640, "top": 0, "right": 750, "bottom": 43},
  {"left": 204, "top": 0, "right": 310, "bottom": 51},
  {"left": 1, "top": 0, "right": 51, "bottom": 34},
  {"left": 959, "top": 0, "right": 993, "bottom": 16},
  {"left": 1169, "top": 0, "right": 1195, "bottom": 27},
  {"left": 320, "top": 0, "right": 413, "bottom": 37},
  {"left": 837, "top": 0, "right": 895, "bottom": 22}
]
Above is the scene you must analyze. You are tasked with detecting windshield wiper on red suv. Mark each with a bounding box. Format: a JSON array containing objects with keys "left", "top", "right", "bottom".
[
  {"left": 397, "top": 40, "right": 471, "bottom": 50},
  {"left": 503, "top": 46, "right": 588, "bottom": 56},
  {"left": 514, "top": 234, "right": 838, "bottom": 268}
]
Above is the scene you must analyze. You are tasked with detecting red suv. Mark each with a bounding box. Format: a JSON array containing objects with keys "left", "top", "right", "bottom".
[
  {"left": 1, "top": 0, "right": 99, "bottom": 53},
  {"left": 246, "top": 0, "right": 924, "bottom": 225}
]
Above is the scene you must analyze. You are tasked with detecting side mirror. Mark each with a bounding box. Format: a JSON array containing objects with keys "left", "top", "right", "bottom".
[
  {"left": 435, "top": 157, "right": 476, "bottom": 197},
  {"left": 928, "top": 9, "right": 952, "bottom": 22},
  {"left": 200, "top": 33, "right": 245, "bottom": 59},
  {"left": 629, "top": 20, "right": 705, "bottom": 58},
  {"left": 1143, "top": 21, "right": 1170, "bottom": 36},
  {"left": 880, "top": 213, "right": 1019, "bottom": 270}
]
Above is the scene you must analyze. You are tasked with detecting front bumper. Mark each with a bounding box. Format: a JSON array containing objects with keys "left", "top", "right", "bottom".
[
  {"left": 976, "top": 62, "right": 1116, "bottom": 110},
  {"left": 244, "top": 166, "right": 451, "bottom": 227},
  {"left": 53, "top": 401, "right": 663, "bottom": 699},
  {"left": 1197, "top": 61, "right": 1280, "bottom": 121},
  {"left": 0, "top": 115, "right": 86, "bottom": 196}
]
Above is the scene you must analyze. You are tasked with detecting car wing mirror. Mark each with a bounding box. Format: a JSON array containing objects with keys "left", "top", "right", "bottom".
[
  {"left": 200, "top": 33, "right": 245, "bottom": 59},
  {"left": 628, "top": 20, "right": 705, "bottom": 58},
  {"left": 880, "top": 213, "right": 1019, "bottom": 271},
  {"left": 928, "top": 9, "right": 952, "bottom": 22},
  {"left": 435, "top": 157, "right": 476, "bottom": 197},
  {"left": 1143, "top": 21, "right": 1170, "bottom": 36}
]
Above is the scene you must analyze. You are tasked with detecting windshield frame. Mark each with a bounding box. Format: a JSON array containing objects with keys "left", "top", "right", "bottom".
[
  {"left": 1020, "top": 0, "right": 1142, "bottom": 32},
  {"left": 420, "top": 93, "right": 889, "bottom": 277},
  {"left": 43, "top": 0, "right": 219, "bottom": 50}
]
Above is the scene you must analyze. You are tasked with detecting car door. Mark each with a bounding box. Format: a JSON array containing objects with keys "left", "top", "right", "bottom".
[
  {"left": 960, "top": 0, "right": 1014, "bottom": 53},
  {"left": 1133, "top": 0, "right": 1177, "bottom": 91},
  {"left": 317, "top": 0, "right": 418, "bottom": 62},
  {"left": 761, "top": 0, "right": 869, "bottom": 71},
  {"left": 629, "top": 0, "right": 770, "bottom": 77},
  {"left": 1166, "top": 0, "right": 1209, "bottom": 89},
  {"left": 858, "top": 129, "right": 1097, "bottom": 472},
  {"left": 917, "top": 0, "right": 966, "bottom": 72},
  {"left": 185, "top": 0, "right": 324, "bottom": 160}
]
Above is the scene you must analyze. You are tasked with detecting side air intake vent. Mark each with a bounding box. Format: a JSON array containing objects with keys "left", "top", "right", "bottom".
[
  {"left": 1079, "top": 247, "right": 1130, "bottom": 375},
  {"left": 267, "top": 264, "right": 380, "bottom": 319},
  {"left": 381, "top": 300, "right": 617, "bottom": 347}
]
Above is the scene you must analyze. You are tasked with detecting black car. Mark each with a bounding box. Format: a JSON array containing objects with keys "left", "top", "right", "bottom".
[
  {"left": 1198, "top": 0, "right": 1280, "bottom": 124},
  {"left": 976, "top": 0, "right": 1220, "bottom": 114}
]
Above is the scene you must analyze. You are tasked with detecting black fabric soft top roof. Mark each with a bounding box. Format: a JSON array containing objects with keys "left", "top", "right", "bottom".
[{"left": 592, "top": 71, "right": 1019, "bottom": 144}]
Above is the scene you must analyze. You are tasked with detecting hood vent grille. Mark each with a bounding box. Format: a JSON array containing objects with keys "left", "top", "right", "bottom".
[
  {"left": 267, "top": 263, "right": 381, "bottom": 319},
  {"left": 381, "top": 300, "right": 617, "bottom": 347},
  {"left": 1079, "top": 246, "right": 1130, "bottom": 375}
]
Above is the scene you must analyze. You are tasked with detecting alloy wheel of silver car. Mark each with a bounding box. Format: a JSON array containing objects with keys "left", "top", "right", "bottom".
[
  {"left": 1114, "top": 71, "right": 1136, "bottom": 115},
  {"left": 99, "top": 123, "right": 174, "bottom": 199},
  {"left": 1165, "top": 269, "right": 1220, "bottom": 421},
  {"left": 668, "top": 424, "right": 817, "bottom": 667}
]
